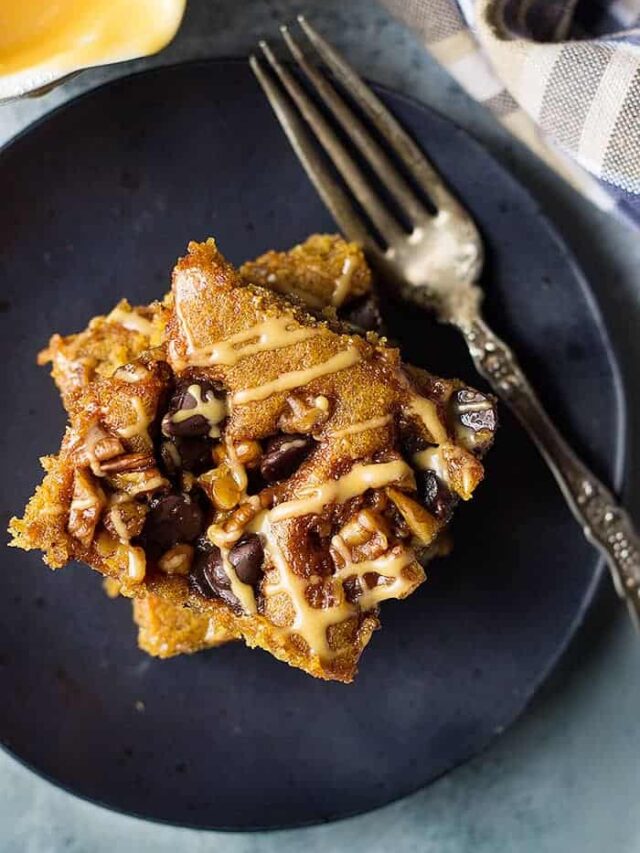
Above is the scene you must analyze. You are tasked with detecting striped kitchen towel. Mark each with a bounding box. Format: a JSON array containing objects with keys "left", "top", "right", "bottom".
[{"left": 381, "top": 0, "right": 640, "bottom": 227}]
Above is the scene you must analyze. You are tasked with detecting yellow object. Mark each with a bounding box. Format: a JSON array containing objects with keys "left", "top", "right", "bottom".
[{"left": 0, "top": 0, "right": 186, "bottom": 99}]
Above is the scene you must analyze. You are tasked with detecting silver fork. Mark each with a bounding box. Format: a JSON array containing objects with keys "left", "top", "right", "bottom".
[{"left": 250, "top": 17, "right": 640, "bottom": 628}]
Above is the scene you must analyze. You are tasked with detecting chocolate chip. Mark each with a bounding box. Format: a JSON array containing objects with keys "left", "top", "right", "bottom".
[
  {"left": 162, "top": 380, "right": 224, "bottom": 438},
  {"left": 260, "top": 434, "right": 314, "bottom": 482},
  {"left": 141, "top": 492, "right": 205, "bottom": 554},
  {"left": 341, "top": 295, "right": 384, "bottom": 333},
  {"left": 161, "top": 437, "right": 212, "bottom": 475},
  {"left": 452, "top": 389, "right": 496, "bottom": 434},
  {"left": 416, "top": 471, "right": 456, "bottom": 523},
  {"left": 228, "top": 534, "right": 264, "bottom": 587},
  {"left": 195, "top": 534, "right": 216, "bottom": 553},
  {"left": 163, "top": 413, "right": 210, "bottom": 438},
  {"left": 245, "top": 467, "right": 266, "bottom": 496},
  {"left": 190, "top": 547, "right": 241, "bottom": 611},
  {"left": 343, "top": 576, "right": 362, "bottom": 604}
]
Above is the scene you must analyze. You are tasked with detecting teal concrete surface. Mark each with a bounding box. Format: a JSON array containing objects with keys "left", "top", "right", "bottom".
[{"left": 1, "top": 1, "right": 639, "bottom": 850}]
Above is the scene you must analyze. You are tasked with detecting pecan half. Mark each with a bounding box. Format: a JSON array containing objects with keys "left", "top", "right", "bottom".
[
  {"left": 103, "top": 498, "right": 148, "bottom": 541},
  {"left": 73, "top": 424, "right": 125, "bottom": 471},
  {"left": 68, "top": 468, "right": 107, "bottom": 547},
  {"left": 99, "top": 452, "right": 156, "bottom": 473},
  {"left": 108, "top": 467, "right": 170, "bottom": 497}
]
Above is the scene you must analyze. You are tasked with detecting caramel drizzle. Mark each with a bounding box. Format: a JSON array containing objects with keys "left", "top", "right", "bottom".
[
  {"left": 183, "top": 316, "right": 326, "bottom": 367},
  {"left": 170, "top": 384, "right": 227, "bottom": 438},
  {"left": 413, "top": 447, "right": 448, "bottom": 483},
  {"left": 107, "top": 306, "right": 155, "bottom": 338},
  {"left": 246, "top": 459, "right": 418, "bottom": 659},
  {"left": 117, "top": 396, "right": 152, "bottom": 445},
  {"left": 409, "top": 395, "right": 448, "bottom": 444},
  {"left": 224, "top": 435, "right": 249, "bottom": 493},
  {"left": 328, "top": 414, "right": 392, "bottom": 439},
  {"left": 261, "top": 518, "right": 417, "bottom": 658},
  {"left": 232, "top": 347, "right": 361, "bottom": 406},
  {"left": 331, "top": 537, "right": 418, "bottom": 611},
  {"left": 269, "top": 460, "right": 413, "bottom": 522},
  {"left": 174, "top": 294, "right": 196, "bottom": 352},
  {"left": 332, "top": 256, "right": 356, "bottom": 307},
  {"left": 260, "top": 520, "right": 345, "bottom": 658}
]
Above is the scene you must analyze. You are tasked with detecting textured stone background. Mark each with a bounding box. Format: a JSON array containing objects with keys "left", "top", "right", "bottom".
[{"left": 1, "top": 1, "right": 639, "bottom": 850}]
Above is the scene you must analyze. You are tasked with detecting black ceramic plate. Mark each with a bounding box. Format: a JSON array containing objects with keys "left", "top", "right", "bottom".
[{"left": 0, "top": 60, "right": 625, "bottom": 830}]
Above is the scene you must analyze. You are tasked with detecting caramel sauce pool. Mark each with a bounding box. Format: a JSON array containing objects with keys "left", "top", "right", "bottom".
[{"left": 0, "top": 0, "right": 185, "bottom": 97}]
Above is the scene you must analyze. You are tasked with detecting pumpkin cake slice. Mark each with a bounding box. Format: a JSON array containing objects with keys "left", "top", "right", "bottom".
[
  {"left": 37, "top": 234, "right": 379, "bottom": 659},
  {"left": 10, "top": 238, "right": 496, "bottom": 682}
]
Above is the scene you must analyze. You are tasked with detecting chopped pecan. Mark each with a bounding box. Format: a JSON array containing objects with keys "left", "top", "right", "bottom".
[
  {"left": 233, "top": 440, "right": 262, "bottom": 468},
  {"left": 108, "top": 467, "right": 170, "bottom": 497},
  {"left": 158, "top": 543, "right": 194, "bottom": 575},
  {"left": 127, "top": 545, "right": 147, "bottom": 583},
  {"left": 73, "top": 424, "right": 125, "bottom": 471},
  {"left": 206, "top": 498, "right": 260, "bottom": 548},
  {"left": 439, "top": 443, "right": 484, "bottom": 500},
  {"left": 103, "top": 498, "right": 148, "bottom": 541},
  {"left": 99, "top": 452, "right": 156, "bottom": 473},
  {"left": 386, "top": 487, "right": 439, "bottom": 546},
  {"left": 338, "top": 509, "right": 390, "bottom": 561},
  {"left": 68, "top": 468, "right": 107, "bottom": 547},
  {"left": 199, "top": 465, "right": 242, "bottom": 511}
]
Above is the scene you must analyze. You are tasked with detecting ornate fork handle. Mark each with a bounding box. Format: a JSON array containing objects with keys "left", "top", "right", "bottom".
[{"left": 460, "top": 315, "right": 640, "bottom": 624}]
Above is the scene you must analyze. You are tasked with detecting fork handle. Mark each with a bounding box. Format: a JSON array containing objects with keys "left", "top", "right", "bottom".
[{"left": 460, "top": 315, "right": 640, "bottom": 626}]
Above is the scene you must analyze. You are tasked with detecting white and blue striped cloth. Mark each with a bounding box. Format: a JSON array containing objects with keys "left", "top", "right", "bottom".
[{"left": 383, "top": 0, "right": 640, "bottom": 227}]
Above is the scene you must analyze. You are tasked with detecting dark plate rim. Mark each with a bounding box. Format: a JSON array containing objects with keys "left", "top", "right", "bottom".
[{"left": 0, "top": 56, "right": 628, "bottom": 833}]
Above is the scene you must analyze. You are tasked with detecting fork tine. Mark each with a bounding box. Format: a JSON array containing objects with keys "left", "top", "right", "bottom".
[
  {"left": 280, "top": 24, "right": 430, "bottom": 226},
  {"left": 249, "top": 55, "right": 378, "bottom": 254},
  {"left": 257, "top": 40, "right": 405, "bottom": 248},
  {"left": 297, "top": 16, "right": 460, "bottom": 214}
]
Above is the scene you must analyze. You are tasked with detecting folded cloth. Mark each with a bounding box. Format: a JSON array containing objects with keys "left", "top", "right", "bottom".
[{"left": 381, "top": 0, "right": 640, "bottom": 227}]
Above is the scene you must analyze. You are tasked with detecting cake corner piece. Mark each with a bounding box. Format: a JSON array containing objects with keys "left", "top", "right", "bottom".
[{"left": 10, "top": 235, "right": 497, "bottom": 682}]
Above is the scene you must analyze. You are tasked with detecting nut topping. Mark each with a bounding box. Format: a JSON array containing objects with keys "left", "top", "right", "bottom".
[
  {"left": 103, "top": 498, "right": 147, "bottom": 542},
  {"left": 68, "top": 468, "right": 107, "bottom": 547},
  {"left": 108, "top": 467, "right": 170, "bottom": 497},
  {"left": 386, "top": 487, "right": 439, "bottom": 546},
  {"left": 340, "top": 509, "right": 390, "bottom": 561},
  {"left": 158, "top": 543, "right": 194, "bottom": 575},
  {"left": 127, "top": 546, "right": 147, "bottom": 583},
  {"left": 73, "top": 425, "right": 126, "bottom": 472},
  {"left": 232, "top": 440, "right": 262, "bottom": 468},
  {"left": 199, "top": 466, "right": 242, "bottom": 511},
  {"left": 99, "top": 452, "right": 156, "bottom": 473}
]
